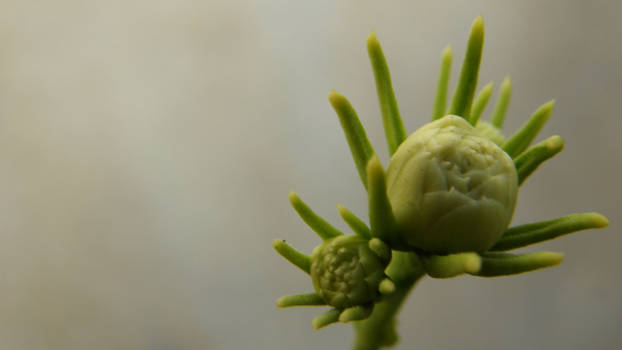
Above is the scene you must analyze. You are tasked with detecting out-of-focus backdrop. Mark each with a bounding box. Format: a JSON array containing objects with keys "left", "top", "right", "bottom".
[{"left": 0, "top": 0, "right": 620, "bottom": 349}]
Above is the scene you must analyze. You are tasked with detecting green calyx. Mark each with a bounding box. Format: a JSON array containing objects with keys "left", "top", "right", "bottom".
[
  {"left": 386, "top": 115, "right": 518, "bottom": 253},
  {"left": 311, "top": 235, "right": 390, "bottom": 309}
]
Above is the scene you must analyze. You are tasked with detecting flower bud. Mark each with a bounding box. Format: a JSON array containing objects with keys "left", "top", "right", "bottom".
[
  {"left": 475, "top": 121, "right": 505, "bottom": 146},
  {"left": 310, "top": 235, "right": 389, "bottom": 309},
  {"left": 386, "top": 115, "right": 518, "bottom": 253}
]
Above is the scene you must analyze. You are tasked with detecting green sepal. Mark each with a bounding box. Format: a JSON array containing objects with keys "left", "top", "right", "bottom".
[
  {"left": 448, "top": 16, "right": 484, "bottom": 120},
  {"left": 273, "top": 239, "right": 311, "bottom": 274},
  {"left": 329, "top": 90, "right": 376, "bottom": 189},
  {"left": 503, "top": 100, "right": 555, "bottom": 158},
  {"left": 431, "top": 45, "right": 452, "bottom": 121},
  {"left": 289, "top": 192, "right": 343, "bottom": 241},
  {"left": 367, "top": 32, "right": 407, "bottom": 155},
  {"left": 471, "top": 251, "right": 563, "bottom": 277},
  {"left": 491, "top": 213, "right": 609, "bottom": 251},
  {"left": 420, "top": 252, "right": 481, "bottom": 278},
  {"left": 514, "top": 135, "right": 564, "bottom": 185}
]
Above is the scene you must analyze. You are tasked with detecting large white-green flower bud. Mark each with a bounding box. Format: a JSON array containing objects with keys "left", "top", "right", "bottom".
[
  {"left": 475, "top": 121, "right": 505, "bottom": 146},
  {"left": 386, "top": 115, "right": 518, "bottom": 253}
]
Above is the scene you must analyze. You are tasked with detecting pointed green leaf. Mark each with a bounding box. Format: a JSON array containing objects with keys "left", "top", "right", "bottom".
[
  {"left": 337, "top": 205, "right": 372, "bottom": 239},
  {"left": 469, "top": 81, "right": 494, "bottom": 125},
  {"left": 276, "top": 293, "right": 326, "bottom": 308},
  {"left": 367, "top": 156, "right": 398, "bottom": 245},
  {"left": 329, "top": 90, "right": 375, "bottom": 189},
  {"left": 312, "top": 309, "right": 341, "bottom": 330},
  {"left": 472, "top": 251, "right": 563, "bottom": 277},
  {"left": 421, "top": 252, "right": 481, "bottom": 278},
  {"left": 339, "top": 305, "right": 373, "bottom": 323},
  {"left": 448, "top": 16, "right": 484, "bottom": 120},
  {"left": 491, "top": 213, "right": 609, "bottom": 251},
  {"left": 273, "top": 240, "right": 311, "bottom": 274},
  {"left": 367, "top": 32, "right": 407, "bottom": 155},
  {"left": 503, "top": 100, "right": 555, "bottom": 158},
  {"left": 514, "top": 135, "right": 564, "bottom": 185},
  {"left": 490, "top": 77, "right": 512, "bottom": 128},
  {"left": 432, "top": 46, "right": 453, "bottom": 121},
  {"left": 289, "top": 192, "right": 343, "bottom": 241}
]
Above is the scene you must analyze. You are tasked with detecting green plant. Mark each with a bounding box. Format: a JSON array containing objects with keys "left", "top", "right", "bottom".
[{"left": 273, "top": 16, "right": 609, "bottom": 350}]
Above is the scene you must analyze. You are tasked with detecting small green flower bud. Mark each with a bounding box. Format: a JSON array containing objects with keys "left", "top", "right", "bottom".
[
  {"left": 386, "top": 115, "right": 518, "bottom": 253},
  {"left": 310, "top": 235, "right": 389, "bottom": 309}
]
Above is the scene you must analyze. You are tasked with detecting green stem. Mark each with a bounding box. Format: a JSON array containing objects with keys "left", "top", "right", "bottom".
[{"left": 351, "top": 252, "right": 425, "bottom": 350}]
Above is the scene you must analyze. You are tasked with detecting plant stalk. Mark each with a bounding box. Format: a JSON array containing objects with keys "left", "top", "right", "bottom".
[{"left": 351, "top": 252, "right": 425, "bottom": 350}]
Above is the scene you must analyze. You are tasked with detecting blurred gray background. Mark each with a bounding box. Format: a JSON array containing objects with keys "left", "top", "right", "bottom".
[{"left": 0, "top": 0, "right": 620, "bottom": 349}]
